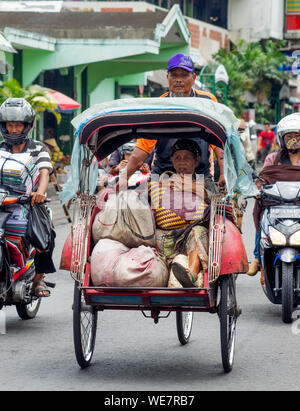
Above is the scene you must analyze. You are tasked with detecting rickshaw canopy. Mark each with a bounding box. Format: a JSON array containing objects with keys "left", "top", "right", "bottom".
[
  {"left": 59, "top": 98, "right": 258, "bottom": 205},
  {"left": 71, "top": 97, "right": 239, "bottom": 160}
]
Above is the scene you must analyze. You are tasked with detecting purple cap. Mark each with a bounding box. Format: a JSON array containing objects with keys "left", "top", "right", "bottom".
[{"left": 168, "top": 53, "right": 194, "bottom": 73}]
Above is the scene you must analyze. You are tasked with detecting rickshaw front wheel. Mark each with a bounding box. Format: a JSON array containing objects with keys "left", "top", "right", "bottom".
[
  {"left": 281, "top": 262, "right": 294, "bottom": 324},
  {"left": 73, "top": 281, "right": 98, "bottom": 368},
  {"left": 219, "top": 275, "right": 237, "bottom": 373},
  {"left": 176, "top": 311, "right": 193, "bottom": 345}
]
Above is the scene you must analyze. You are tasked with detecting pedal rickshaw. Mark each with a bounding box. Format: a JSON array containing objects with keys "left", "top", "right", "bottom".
[{"left": 60, "top": 97, "right": 254, "bottom": 373}]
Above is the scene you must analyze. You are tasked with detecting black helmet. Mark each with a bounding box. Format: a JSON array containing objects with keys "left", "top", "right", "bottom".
[{"left": 0, "top": 98, "right": 35, "bottom": 145}]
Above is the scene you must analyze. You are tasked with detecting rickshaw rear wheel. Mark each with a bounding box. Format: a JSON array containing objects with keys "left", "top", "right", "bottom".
[
  {"left": 176, "top": 311, "right": 193, "bottom": 345},
  {"left": 219, "top": 275, "right": 237, "bottom": 373},
  {"left": 73, "top": 281, "right": 98, "bottom": 368}
]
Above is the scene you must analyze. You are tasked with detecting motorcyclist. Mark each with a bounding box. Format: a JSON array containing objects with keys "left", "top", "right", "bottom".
[
  {"left": 0, "top": 97, "right": 55, "bottom": 297},
  {"left": 247, "top": 112, "right": 300, "bottom": 279}
]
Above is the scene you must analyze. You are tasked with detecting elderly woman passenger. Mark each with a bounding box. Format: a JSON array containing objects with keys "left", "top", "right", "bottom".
[{"left": 149, "top": 139, "right": 209, "bottom": 288}]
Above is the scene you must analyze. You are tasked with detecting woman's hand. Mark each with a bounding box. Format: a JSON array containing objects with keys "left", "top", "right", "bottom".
[
  {"left": 255, "top": 179, "right": 263, "bottom": 192},
  {"left": 218, "top": 174, "right": 226, "bottom": 189},
  {"left": 119, "top": 160, "right": 128, "bottom": 169}
]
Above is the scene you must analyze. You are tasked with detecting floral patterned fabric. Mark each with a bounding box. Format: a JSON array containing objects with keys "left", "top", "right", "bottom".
[{"left": 155, "top": 224, "right": 209, "bottom": 272}]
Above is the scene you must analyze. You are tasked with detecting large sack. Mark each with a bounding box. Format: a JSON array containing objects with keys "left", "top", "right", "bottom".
[
  {"left": 92, "top": 190, "right": 156, "bottom": 248},
  {"left": 115, "top": 246, "right": 168, "bottom": 287},
  {"left": 90, "top": 239, "right": 168, "bottom": 287},
  {"left": 90, "top": 239, "right": 129, "bottom": 286}
]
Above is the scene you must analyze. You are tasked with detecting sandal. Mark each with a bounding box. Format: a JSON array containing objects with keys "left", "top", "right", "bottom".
[
  {"left": 171, "top": 262, "right": 196, "bottom": 288},
  {"left": 32, "top": 281, "right": 51, "bottom": 298}
]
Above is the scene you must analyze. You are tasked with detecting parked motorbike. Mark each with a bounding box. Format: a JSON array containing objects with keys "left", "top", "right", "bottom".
[
  {"left": 0, "top": 188, "right": 55, "bottom": 320},
  {"left": 259, "top": 181, "right": 300, "bottom": 323}
]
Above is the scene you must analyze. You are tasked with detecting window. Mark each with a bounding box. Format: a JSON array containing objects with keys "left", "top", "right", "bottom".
[{"left": 193, "top": 0, "right": 228, "bottom": 28}]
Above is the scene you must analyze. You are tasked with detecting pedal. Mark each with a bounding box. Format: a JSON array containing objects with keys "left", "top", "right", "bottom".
[{"left": 45, "top": 281, "right": 56, "bottom": 288}]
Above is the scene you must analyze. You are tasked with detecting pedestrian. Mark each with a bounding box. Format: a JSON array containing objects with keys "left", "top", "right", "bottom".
[
  {"left": 238, "top": 119, "right": 255, "bottom": 169},
  {"left": 257, "top": 122, "right": 276, "bottom": 164}
]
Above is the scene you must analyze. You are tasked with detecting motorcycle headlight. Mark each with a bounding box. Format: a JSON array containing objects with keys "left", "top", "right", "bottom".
[
  {"left": 269, "top": 227, "right": 286, "bottom": 246},
  {"left": 289, "top": 230, "right": 300, "bottom": 246}
]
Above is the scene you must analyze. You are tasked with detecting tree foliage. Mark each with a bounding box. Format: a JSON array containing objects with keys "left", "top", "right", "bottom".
[
  {"left": 0, "top": 78, "right": 61, "bottom": 124},
  {"left": 210, "top": 39, "right": 291, "bottom": 120}
]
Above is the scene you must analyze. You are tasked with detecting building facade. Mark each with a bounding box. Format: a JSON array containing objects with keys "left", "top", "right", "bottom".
[{"left": 0, "top": 0, "right": 230, "bottom": 144}]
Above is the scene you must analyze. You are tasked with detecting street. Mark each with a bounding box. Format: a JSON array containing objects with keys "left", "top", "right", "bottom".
[{"left": 1, "top": 199, "right": 300, "bottom": 391}]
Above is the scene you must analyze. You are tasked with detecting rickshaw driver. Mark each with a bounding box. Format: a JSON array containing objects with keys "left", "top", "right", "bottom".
[
  {"left": 0, "top": 98, "right": 56, "bottom": 298},
  {"left": 149, "top": 139, "right": 209, "bottom": 288},
  {"left": 119, "top": 53, "right": 225, "bottom": 191}
]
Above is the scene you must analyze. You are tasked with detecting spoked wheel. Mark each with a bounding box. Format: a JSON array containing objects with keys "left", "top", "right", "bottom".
[
  {"left": 176, "top": 311, "right": 193, "bottom": 345},
  {"left": 282, "top": 262, "right": 294, "bottom": 324},
  {"left": 16, "top": 298, "right": 41, "bottom": 320},
  {"left": 73, "top": 281, "right": 98, "bottom": 368},
  {"left": 219, "top": 275, "right": 238, "bottom": 373}
]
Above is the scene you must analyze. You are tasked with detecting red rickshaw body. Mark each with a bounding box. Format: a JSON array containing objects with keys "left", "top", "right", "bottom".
[
  {"left": 220, "top": 219, "right": 249, "bottom": 275},
  {"left": 65, "top": 98, "right": 251, "bottom": 371}
]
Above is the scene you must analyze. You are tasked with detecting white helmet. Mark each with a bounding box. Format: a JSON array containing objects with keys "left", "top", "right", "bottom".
[{"left": 277, "top": 112, "right": 300, "bottom": 149}]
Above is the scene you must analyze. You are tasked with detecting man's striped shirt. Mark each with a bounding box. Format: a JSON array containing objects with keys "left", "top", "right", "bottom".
[{"left": 0, "top": 138, "right": 53, "bottom": 172}]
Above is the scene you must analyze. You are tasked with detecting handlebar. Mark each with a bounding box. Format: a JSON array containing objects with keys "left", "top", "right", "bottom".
[{"left": 0, "top": 193, "right": 51, "bottom": 206}]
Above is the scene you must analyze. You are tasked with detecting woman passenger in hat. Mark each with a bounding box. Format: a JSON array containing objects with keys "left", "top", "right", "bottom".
[{"left": 149, "top": 139, "right": 209, "bottom": 288}]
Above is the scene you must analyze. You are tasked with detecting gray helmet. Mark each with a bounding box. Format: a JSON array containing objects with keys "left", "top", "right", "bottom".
[
  {"left": 121, "top": 140, "right": 136, "bottom": 155},
  {"left": 0, "top": 98, "right": 35, "bottom": 145}
]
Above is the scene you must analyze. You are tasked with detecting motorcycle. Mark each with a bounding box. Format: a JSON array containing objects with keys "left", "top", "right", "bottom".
[
  {"left": 0, "top": 188, "right": 55, "bottom": 320},
  {"left": 259, "top": 180, "right": 300, "bottom": 323}
]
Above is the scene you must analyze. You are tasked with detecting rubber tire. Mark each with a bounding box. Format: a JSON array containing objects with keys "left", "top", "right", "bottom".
[
  {"left": 281, "top": 262, "right": 294, "bottom": 324},
  {"left": 16, "top": 298, "right": 41, "bottom": 320},
  {"left": 219, "top": 275, "right": 237, "bottom": 373},
  {"left": 73, "top": 281, "right": 97, "bottom": 368},
  {"left": 176, "top": 311, "right": 193, "bottom": 345}
]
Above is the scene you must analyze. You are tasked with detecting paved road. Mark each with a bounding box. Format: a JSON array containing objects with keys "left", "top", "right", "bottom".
[{"left": 1, "top": 199, "right": 300, "bottom": 391}]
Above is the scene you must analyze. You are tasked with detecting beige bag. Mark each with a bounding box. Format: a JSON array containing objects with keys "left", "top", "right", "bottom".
[{"left": 92, "top": 190, "right": 156, "bottom": 248}]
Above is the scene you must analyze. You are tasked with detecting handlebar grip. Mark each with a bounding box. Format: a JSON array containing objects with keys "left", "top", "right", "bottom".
[
  {"left": 17, "top": 196, "right": 51, "bottom": 205},
  {"left": 18, "top": 195, "right": 31, "bottom": 204}
]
